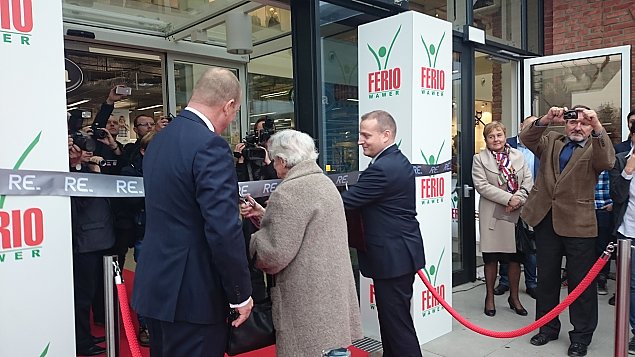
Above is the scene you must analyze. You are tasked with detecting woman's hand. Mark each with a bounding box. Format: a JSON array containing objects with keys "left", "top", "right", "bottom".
[
  {"left": 506, "top": 196, "right": 522, "bottom": 212},
  {"left": 240, "top": 194, "right": 265, "bottom": 219}
]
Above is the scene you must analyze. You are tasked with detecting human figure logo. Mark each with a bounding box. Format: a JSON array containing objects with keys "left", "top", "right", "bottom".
[
  {"left": 420, "top": 141, "right": 446, "bottom": 205},
  {"left": 420, "top": 32, "right": 446, "bottom": 96},
  {"left": 421, "top": 247, "right": 446, "bottom": 316},
  {"left": 366, "top": 25, "right": 402, "bottom": 100}
]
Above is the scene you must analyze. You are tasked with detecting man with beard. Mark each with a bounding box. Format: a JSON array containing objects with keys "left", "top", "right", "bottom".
[{"left": 520, "top": 105, "right": 614, "bottom": 357}]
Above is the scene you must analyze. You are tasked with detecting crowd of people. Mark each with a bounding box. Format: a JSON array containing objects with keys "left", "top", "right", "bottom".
[{"left": 66, "top": 66, "right": 635, "bottom": 357}]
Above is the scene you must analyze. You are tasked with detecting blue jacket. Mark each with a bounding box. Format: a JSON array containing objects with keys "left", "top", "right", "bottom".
[
  {"left": 341, "top": 145, "right": 425, "bottom": 279},
  {"left": 132, "top": 110, "right": 252, "bottom": 324}
]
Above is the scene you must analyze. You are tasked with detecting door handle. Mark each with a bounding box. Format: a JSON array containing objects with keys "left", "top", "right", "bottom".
[{"left": 463, "top": 184, "right": 474, "bottom": 198}]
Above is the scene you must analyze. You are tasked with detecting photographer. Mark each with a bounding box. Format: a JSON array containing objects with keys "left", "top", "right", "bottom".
[
  {"left": 234, "top": 117, "right": 277, "bottom": 303},
  {"left": 122, "top": 114, "right": 156, "bottom": 166},
  {"left": 90, "top": 86, "right": 128, "bottom": 175},
  {"left": 68, "top": 135, "right": 115, "bottom": 356}
]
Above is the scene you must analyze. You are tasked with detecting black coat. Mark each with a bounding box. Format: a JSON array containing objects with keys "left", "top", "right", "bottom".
[
  {"left": 609, "top": 151, "right": 630, "bottom": 235},
  {"left": 71, "top": 192, "right": 116, "bottom": 253}
]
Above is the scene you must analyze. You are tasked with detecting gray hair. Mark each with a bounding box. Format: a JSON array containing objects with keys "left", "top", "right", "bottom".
[
  {"left": 267, "top": 129, "right": 318, "bottom": 168},
  {"left": 189, "top": 67, "right": 241, "bottom": 107}
]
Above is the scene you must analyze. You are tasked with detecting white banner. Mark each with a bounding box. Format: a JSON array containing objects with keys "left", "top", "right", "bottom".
[
  {"left": 358, "top": 11, "right": 453, "bottom": 345},
  {"left": 0, "top": 1, "right": 76, "bottom": 356}
]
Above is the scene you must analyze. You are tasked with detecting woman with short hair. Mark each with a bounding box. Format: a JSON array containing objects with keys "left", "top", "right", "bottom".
[
  {"left": 241, "top": 129, "right": 362, "bottom": 356},
  {"left": 472, "top": 121, "right": 533, "bottom": 317}
]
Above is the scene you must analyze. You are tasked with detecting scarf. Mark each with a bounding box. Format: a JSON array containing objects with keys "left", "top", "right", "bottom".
[{"left": 491, "top": 144, "right": 519, "bottom": 193}]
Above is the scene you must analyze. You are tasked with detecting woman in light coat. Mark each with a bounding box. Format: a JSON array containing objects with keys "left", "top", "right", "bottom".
[
  {"left": 472, "top": 121, "right": 533, "bottom": 317},
  {"left": 241, "top": 129, "right": 362, "bottom": 357}
]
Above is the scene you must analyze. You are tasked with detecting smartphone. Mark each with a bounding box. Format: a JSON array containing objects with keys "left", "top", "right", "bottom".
[
  {"left": 115, "top": 86, "right": 132, "bottom": 95},
  {"left": 239, "top": 193, "right": 253, "bottom": 206}
]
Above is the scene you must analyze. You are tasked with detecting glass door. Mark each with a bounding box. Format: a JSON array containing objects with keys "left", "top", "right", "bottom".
[
  {"left": 166, "top": 54, "right": 247, "bottom": 146},
  {"left": 523, "top": 46, "right": 631, "bottom": 143}
]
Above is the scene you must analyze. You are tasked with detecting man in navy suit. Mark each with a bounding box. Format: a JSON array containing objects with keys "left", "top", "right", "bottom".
[
  {"left": 495, "top": 115, "right": 540, "bottom": 299},
  {"left": 341, "top": 110, "right": 425, "bottom": 357},
  {"left": 132, "top": 68, "right": 253, "bottom": 357}
]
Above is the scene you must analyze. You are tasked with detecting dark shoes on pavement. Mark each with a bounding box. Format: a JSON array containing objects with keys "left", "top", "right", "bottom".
[
  {"left": 76, "top": 344, "right": 106, "bottom": 356},
  {"left": 567, "top": 342, "right": 588, "bottom": 356},
  {"left": 598, "top": 278, "right": 608, "bottom": 295},
  {"left": 530, "top": 332, "right": 558, "bottom": 346},
  {"left": 138, "top": 327, "right": 150, "bottom": 347},
  {"left": 493, "top": 284, "right": 509, "bottom": 295},
  {"left": 609, "top": 293, "right": 616, "bottom": 306}
]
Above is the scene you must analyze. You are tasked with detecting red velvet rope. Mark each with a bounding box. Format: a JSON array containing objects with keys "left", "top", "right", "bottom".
[
  {"left": 417, "top": 255, "right": 610, "bottom": 338},
  {"left": 116, "top": 282, "right": 143, "bottom": 357}
]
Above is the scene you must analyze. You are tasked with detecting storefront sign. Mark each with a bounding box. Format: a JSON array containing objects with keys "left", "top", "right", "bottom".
[
  {"left": 65, "top": 58, "right": 83, "bottom": 93},
  {"left": 358, "top": 11, "right": 453, "bottom": 345},
  {"left": 0, "top": 1, "right": 76, "bottom": 356}
]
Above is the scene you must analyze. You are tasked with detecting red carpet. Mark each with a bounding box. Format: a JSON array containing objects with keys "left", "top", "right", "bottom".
[{"left": 89, "top": 269, "right": 368, "bottom": 357}]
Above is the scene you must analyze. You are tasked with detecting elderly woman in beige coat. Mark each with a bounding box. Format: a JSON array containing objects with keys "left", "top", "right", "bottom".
[
  {"left": 473, "top": 121, "right": 533, "bottom": 318},
  {"left": 240, "top": 129, "right": 362, "bottom": 357}
]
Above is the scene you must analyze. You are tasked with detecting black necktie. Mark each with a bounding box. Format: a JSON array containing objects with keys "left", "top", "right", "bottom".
[{"left": 559, "top": 142, "right": 577, "bottom": 172}]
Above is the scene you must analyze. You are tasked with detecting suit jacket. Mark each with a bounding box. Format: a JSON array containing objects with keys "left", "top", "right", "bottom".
[
  {"left": 609, "top": 151, "right": 630, "bottom": 235},
  {"left": 507, "top": 136, "right": 540, "bottom": 177},
  {"left": 472, "top": 148, "right": 533, "bottom": 253},
  {"left": 519, "top": 124, "right": 615, "bottom": 237},
  {"left": 132, "top": 110, "right": 252, "bottom": 324},
  {"left": 341, "top": 145, "right": 425, "bottom": 279},
  {"left": 614, "top": 139, "right": 632, "bottom": 154}
]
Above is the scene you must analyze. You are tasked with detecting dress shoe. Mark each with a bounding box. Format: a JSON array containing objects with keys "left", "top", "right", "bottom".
[
  {"left": 91, "top": 336, "right": 105, "bottom": 344},
  {"left": 76, "top": 344, "right": 106, "bottom": 356},
  {"left": 507, "top": 297, "right": 528, "bottom": 316},
  {"left": 567, "top": 342, "right": 588, "bottom": 356},
  {"left": 526, "top": 287, "right": 537, "bottom": 299},
  {"left": 483, "top": 307, "right": 496, "bottom": 317},
  {"left": 493, "top": 284, "right": 509, "bottom": 295},
  {"left": 530, "top": 332, "right": 558, "bottom": 346},
  {"left": 138, "top": 327, "right": 150, "bottom": 347},
  {"left": 609, "top": 293, "right": 616, "bottom": 306}
]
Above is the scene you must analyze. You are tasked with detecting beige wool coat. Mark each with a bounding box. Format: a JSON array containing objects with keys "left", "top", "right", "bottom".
[
  {"left": 250, "top": 160, "right": 362, "bottom": 357},
  {"left": 472, "top": 148, "right": 533, "bottom": 253}
]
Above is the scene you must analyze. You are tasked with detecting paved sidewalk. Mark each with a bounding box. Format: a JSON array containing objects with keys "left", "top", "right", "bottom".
[{"left": 419, "top": 279, "right": 619, "bottom": 357}]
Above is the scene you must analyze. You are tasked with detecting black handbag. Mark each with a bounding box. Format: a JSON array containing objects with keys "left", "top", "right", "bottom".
[
  {"left": 515, "top": 218, "right": 536, "bottom": 254},
  {"left": 226, "top": 298, "right": 276, "bottom": 356}
]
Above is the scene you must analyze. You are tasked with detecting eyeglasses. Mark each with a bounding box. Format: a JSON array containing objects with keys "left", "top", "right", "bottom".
[{"left": 136, "top": 122, "right": 155, "bottom": 128}]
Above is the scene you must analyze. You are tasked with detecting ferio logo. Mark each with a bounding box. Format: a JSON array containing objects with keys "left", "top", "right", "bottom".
[
  {"left": 0, "top": 0, "right": 33, "bottom": 46},
  {"left": 420, "top": 32, "right": 446, "bottom": 96},
  {"left": 420, "top": 141, "right": 446, "bottom": 205},
  {"left": 421, "top": 247, "right": 446, "bottom": 317},
  {"left": 367, "top": 25, "right": 401, "bottom": 100},
  {"left": 0, "top": 207, "right": 44, "bottom": 263}
]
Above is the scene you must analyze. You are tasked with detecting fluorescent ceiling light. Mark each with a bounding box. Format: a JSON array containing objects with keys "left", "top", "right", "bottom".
[
  {"left": 137, "top": 104, "right": 163, "bottom": 111},
  {"left": 261, "top": 91, "right": 288, "bottom": 99},
  {"left": 346, "top": 98, "right": 359, "bottom": 102},
  {"left": 67, "top": 99, "right": 90, "bottom": 107},
  {"left": 250, "top": 112, "right": 276, "bottom": 117},
  {"left": 88, "top": 47, "right": 161, "bottom": 61},
  {"left": 67, "top": 107, "right": 78, "bottom": 111}
]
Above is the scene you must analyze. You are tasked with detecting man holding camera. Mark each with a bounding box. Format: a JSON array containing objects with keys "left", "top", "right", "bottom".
[
  {"left": 520, "top": 106, "right": 614, "bottom": 357},
  {"left": 233, "top": 116, "right": 277, "bottom": 303}
]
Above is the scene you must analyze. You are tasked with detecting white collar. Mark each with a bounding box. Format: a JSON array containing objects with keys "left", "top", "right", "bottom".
[{"left": 185, "top": 106, "right": 215, "bottom": 132}]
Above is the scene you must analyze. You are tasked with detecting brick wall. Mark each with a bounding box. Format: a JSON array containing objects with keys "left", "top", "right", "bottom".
[{"left": 546, "top": 0, "right": 635, "bottom": 109}]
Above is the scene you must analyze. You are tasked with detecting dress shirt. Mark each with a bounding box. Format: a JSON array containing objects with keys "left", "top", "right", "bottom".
[
  {"left": 185, "top": 106, "right": 215, "bottom": 132},
  {"left": 618, "top": 147, "right": 635, "bottom": 238},
  {"left": 517, "top": 138, "right": 536, "bottom": 179},
  {"left": 369, "top": 143, "right": 396, "bottom": 166}
]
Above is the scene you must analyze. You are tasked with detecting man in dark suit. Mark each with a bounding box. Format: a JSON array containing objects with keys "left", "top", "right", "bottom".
[
  {"left": 614, "top": 109, "right": 635, "bottom": 154},
  {"left": 495, "top": 116, "right": 539, "bottom": 299},
  {"left": 520, "top": 106, "right": 614, "bottom": 357},
  {"left": 132, "top": 68, "right": 253, "bottom": 357},
  {"left": 341, "top": 110, "right": 425, "bottom": 357}
]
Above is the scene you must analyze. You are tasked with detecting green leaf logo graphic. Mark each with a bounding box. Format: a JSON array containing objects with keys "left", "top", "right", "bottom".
[
  {"left": 40, "top": 342, "right": 50, "bottom": 357},
  {"left": 422, "top": 246, "right": 446, "bottom": 286},
  {"left": 367, "top": 25, "right": 402, "bottom": 70},
  {"left": 420, "top": 140, "right": 445, "bottom": 167},
  {"left": 421, "top": 32, "right": 446, "bottom": 68},
  {"left": 0, "top": 131, "right": 41, "bottom": 209}
]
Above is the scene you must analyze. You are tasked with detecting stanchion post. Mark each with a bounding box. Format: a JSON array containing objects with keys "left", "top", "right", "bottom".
[
  {"left": 615, "top": 239, "right": 631, "bottom": 357},
  {"left": 104, "top": 255, "right": 121, "bottom": 357}
]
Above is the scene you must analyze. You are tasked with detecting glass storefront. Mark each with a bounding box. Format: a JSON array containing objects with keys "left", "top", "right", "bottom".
[{"left": 61, "top": 0, "right": 548, "bottom": 286}]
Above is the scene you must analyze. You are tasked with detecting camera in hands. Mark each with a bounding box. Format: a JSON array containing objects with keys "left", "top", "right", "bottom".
[
  {"left": 563, "top": 110, "right": 578, "bottom": 120},
  {"left": 68, "top": 109, "right": 97, "bottom": 152},
  {"left": 239, "top": 118, "right": 275, "bottom": 162}
]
